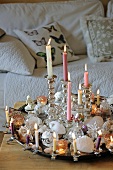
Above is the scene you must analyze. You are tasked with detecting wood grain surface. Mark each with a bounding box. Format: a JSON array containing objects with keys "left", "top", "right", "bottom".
[{"left": 0, "top": 134, "right": 113, "bottom": 170}]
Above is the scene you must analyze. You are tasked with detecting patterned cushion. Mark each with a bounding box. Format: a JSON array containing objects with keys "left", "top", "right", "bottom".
[
  {"left": 80, "top": 15, "right": 113, "bottom": 62},
  {"left": 14, "top": 22, "right": 79, "bottom": 68}
]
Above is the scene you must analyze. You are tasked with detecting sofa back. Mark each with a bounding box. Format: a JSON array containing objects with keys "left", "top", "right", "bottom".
[{"left": 0, "top": 0, "right": 104, "bottom": 54}]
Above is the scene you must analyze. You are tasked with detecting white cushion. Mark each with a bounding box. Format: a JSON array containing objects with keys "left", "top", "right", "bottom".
[
  {"left": 80, "top": 15, "right": 113, "bottom": 62},
  {"left": 14, "top": 22, "right": 79, "bottom": 67},
  {"left": 0, "top": 1, "right": 104, "bottom": 55},
  {"left": 0, "top": 35, "right": 35, "bottom": 75},
  {"left": 107, "top": 0, "right": 113, "bottom": 18}
]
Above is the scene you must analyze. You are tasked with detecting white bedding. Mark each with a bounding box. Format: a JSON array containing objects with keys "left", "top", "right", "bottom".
[{"left": 4, "top": 56, "right": 113, "bottom": 107}]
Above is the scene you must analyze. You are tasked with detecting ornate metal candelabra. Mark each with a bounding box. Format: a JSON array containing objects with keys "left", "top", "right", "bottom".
[
  {"left": 82, "top": 83, "right": 92, "bottom": 119},
  {"left": 60, "top": 79, "right": 68, "bottom": 121},
  {"left": 45, "top": 75, "right": 58, "bottom": 124}
]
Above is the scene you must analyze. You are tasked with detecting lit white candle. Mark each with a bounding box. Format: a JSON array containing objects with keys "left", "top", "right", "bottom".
[
  {"left": 10, "top": 117, "right": 14, "bottom": 126},
  {"left": 34, "top": 123, "right": 39, "bottom": 149},
  {"left": 97, "top": 89, "right": 100, "bottom": 106},
  {"left": 46, "top": 38, "right": 53, "bottom": 78},
  {"left": 72, "top": 133, "right": 77, "bottom": 154},
  {"left": 78, "top": 83, "right": 82, "bottom": 105},
  {"left": 10, "top": 117, "right": 14, "bottom": 136},
  {"left": 53, "top": 131, "right": 57, "bottom": 152},
  {"left": 110, "top": 136, "right": 113, "bottom": 147},
  {"left": 5, "top": 106, "right": 10, "bottom": 123},
  {"left": 67, "top": 72, "right": 72, "bottom": 121},
  {"left": 85, "top": 63, "right": 87, "bottom": 71}
]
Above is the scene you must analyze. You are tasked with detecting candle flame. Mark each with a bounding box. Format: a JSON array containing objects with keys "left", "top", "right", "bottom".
[
  {"left": 98, "top": 130, "right": 102, "bottom": 136},
  {"left": 94, "top": 107, "right": 97, "bottom": 112},
  {"left": 47, "top": 38, "right": 51, "bottom": 45},
  {"left": 10, "top": 117, "right": 14, "bottom": 123},
  {"left": 64, "top": 44, "right": 66, "bottom": 52},
  {"left": 110, "top": 136, "right": 113, "bottom": 142},
  {"left": 53, "top": 131, "right": 56, "bottom": 139},
  {"left": 34, "top": 123, "right": 38, "bottom": 130},
  {"left": 97, "top": 89, "right": 100, "bottom": 95},
  {"left": 5, "top": 106, "right": 8, "bottom": 111},
  {"left": 85, "top": 64, "right": 87, "bottom": 72},
  {"left": 27, "top": 129, "right": 30, "bottom": 135},
  {"left": 68, "top": 72, "right": 70, "bottom": 81},
  {"left": 79, "top": 83, "right": 81, "bottom": 90},
  {"left": 72, "top": 133, "right": 76, "bottom": 140}
]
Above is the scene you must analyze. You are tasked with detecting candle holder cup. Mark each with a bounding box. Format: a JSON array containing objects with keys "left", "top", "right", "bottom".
[
  {"left": 24, "top": 144, "right": 31, "bottom": 151},
  {"left": 33, "top": 147, "right": 42, "bottom": 154},
  {"left": 73, "top": 153, "right": 80, "bottom": 162},
  {"left": 7, "top": 134, "right": 16, "bottom": 144},
  {"left": 5, "top": 122, "right": 10, "bottom": 128},
  {"left": 94, "top": 149, "right": 101, "bottom": 156},
  {"left": 74, "top": 104, "right": 84, "bottom": 119},
  {"left": 51, "top": 151, "right": 58, "bottom": 160}
]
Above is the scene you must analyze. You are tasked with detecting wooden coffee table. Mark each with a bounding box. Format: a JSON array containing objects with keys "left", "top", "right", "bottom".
[{"left": 0, "top": 134, "right": 113, "bottom": 170}]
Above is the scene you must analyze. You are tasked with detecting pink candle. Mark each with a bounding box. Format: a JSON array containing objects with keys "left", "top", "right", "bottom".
[
  {"left": 63, "top": 45, "right": 68, "bottom": 81},
  {"left": 84, "top": 64, "right": 89, "bottom": 87},
  {"left": 67, "top": 72, "right": 71, "bottom": 121}
]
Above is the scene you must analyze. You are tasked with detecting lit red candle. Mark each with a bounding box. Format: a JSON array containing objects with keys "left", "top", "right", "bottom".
[
  {"left": 96, "top": 130, "right": 102, "bottom": 150},
  {"left": 84, "top": 64, "right": 89, "bottom": 87},
  {"left": 34, "top": 123, "right": 39, "bottom": 149},
  {"left": 63, "top": 44, "right": 68, "bottom": 81},
  {"left": 26, "top": 130, "right": 30, "bottom": 145},
  {"left": 67, "top": 72, "right": 71, "bottom": 121},
  {"left": 10, "top": 118, "right": 14, "bottom": 136}
]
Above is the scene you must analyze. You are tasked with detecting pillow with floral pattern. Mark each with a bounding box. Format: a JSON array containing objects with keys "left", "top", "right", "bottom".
[
  {"left": 80, "top": 15, "right": 113, "bottom": 62},
  {"left": 14, "top": 22, "right": 79, "bottom": 68}
]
